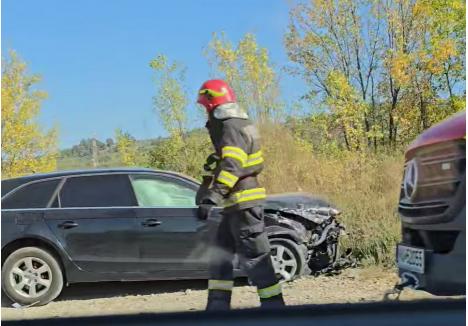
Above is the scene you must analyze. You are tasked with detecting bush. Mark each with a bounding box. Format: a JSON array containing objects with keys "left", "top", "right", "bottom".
[{"left": 147, "top": 130, "right": 212, "bottom": 179}]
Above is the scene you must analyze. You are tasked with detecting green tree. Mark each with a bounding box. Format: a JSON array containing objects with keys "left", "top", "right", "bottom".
[
  {"left": 285, "top": 0, "right": 465, "bottom": 150},
  {"left": 380, "top": 0, "right": 465, "bottom": 145},
  {"left": 285, "top": 0, "right": 384, "bottom": 149},
  {"left": 115, "top": 129, "right": 138, "bottom": 166},
  {"left": 149, "top": 55, "right": 188, "bottom": 140},
  {"left": 148, "top": 129, "right": 211, "bottom": 177},
  {"left": 1, "top": 51, "right": 58, "bottom": 178},
  {"left": 206, "top": 33, "right": 283, "bottom": 121},
  {"left": 149, "top": 54, "right": 191, "bottom": 172}
]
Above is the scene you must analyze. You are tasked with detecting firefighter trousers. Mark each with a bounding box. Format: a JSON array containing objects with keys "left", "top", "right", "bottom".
[{"left": 206, "top": 206, "right": 284, "bottom": 310}]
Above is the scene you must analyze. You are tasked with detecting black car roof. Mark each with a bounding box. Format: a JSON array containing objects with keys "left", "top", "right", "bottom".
[{"left": 1, "top": 168, "right": 198, "bottom": 197}]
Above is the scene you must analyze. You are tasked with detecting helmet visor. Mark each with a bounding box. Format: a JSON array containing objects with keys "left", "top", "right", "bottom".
[{"left": 199, "top": 88, "right": 226, "bottom": 98}]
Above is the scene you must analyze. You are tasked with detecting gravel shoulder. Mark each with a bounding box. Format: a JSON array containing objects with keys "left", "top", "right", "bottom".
[{"left": 1, "top": 267, "right": 449, "bottom": 321}]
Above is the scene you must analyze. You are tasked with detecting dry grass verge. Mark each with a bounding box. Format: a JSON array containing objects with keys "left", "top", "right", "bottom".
[{"left": 260, "top": 124, "right": 403, "bottom": 265}]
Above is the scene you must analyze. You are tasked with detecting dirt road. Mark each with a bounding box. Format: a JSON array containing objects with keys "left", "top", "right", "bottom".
[{"left": 1, "top": 267, "right": 441, "bottom": 321}]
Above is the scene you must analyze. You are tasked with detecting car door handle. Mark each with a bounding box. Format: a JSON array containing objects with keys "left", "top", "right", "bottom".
[
  {"left": 141, "top": 219, "right": 162, "bottom": 227},
  {"left": 58, "top": 221, "right": 79, "bottom": 229}
]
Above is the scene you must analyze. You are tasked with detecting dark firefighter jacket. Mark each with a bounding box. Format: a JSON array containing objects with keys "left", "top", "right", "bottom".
[{"left": 203, "top": 104, "right": 265, "bottom": 211}]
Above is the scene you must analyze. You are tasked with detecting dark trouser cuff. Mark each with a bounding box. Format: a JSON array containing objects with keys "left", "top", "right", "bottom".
[
  {"left": 206, "top": 289, "right": 232, "bottom": 311},
  {"left": 260, "top": 293, "right": 285, "bottom": 309}
]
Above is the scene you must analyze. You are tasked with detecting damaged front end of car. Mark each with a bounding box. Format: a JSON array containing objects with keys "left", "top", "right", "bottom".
[{"left": 265, "top": 206, "right": 353, "bottom": 275}]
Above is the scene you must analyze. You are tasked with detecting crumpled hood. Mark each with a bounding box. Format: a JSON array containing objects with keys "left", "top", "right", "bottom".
[{"left": 265, "top": 192, "right": 333, "bottom": 211}]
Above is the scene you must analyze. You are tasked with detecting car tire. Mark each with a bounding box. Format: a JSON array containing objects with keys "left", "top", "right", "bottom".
[
  {"left": 2, "top": 247, "right": 64, "bottom": 306},
  {"left": 1, "top": 289, "right": 14, "bottom": 307},
  {"left": 269, "top": 238, "right": 307, "bottom": 282}
]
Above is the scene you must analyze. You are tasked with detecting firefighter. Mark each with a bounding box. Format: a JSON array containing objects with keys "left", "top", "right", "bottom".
[{"left": 196, "top": 79, "right": 285, "bottom": 310}]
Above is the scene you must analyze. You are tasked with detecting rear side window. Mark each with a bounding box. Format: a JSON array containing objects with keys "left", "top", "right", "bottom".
[
  {"left": 60, "top": 174, "right": 135, "bottom": 207},
  {"left": 2, "top": 179, "right": 61, "bottom": 209}
]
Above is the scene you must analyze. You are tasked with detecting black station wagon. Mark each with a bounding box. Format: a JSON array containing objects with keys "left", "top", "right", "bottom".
[{"left": 1, "top": 168, "right": 337, "bottom": 306}]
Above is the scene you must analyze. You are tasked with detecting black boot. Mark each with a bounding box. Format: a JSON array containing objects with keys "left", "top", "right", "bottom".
[
  {"left": 260, "top": 293, "right": 285, "bottom": 309},
  {"left": 206, "top": 290, "right": 232, "bottom": 311}
]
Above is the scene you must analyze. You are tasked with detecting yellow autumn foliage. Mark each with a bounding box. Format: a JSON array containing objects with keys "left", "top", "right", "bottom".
[
  {"left": 115, "top": 129, "right": 138, "bottom": 167},
  {"left": 286, "top": 0, "right": 465, "bottom": 149},
  {"left": 1, "top": 51, "right": 57, "bottom": 178},
  {"left": 206, "top": 32, "right": 283, "bottom": 121}
]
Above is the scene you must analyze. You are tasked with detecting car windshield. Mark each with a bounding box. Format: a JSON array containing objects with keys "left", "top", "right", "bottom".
[{"left": 1, "top": 0, "right": 465, "bottom": 324}]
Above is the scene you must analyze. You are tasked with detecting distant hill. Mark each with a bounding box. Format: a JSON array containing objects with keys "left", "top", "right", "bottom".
[
  {"left": 57, "top": 137, "right": 160, "bottom": 170},
  {"left": 57, "top": 128, "right": 207, "bottom": 171}
]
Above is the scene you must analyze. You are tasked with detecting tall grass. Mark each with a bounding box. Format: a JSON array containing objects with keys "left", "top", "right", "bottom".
[{"left": 259, "top": 124, "right": 403, "bottom": 266}]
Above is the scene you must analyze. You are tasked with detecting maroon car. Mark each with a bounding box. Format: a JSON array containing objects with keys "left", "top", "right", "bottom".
[{"left": 397, "top": 111, "right": 466, "bottom": 295}]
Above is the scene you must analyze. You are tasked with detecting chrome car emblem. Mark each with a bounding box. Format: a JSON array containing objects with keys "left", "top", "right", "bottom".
[{"left": 404, "top": 159, "right": 418, "bottom": 200}]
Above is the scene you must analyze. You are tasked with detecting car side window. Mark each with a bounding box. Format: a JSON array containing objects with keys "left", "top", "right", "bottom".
[
  {"left": 130, "top": 175, "right": 196, "bottom": 207},
  {"left": 2, "top": 179, "right": 61, "bottom": 209},
  {"left": 60, "top": 174, "right": 136, "bottom": 208}
]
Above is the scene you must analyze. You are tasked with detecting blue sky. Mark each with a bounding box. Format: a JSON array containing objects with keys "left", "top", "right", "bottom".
[{"left": 2, "top": 0, "right": 306, "bottom": 148}]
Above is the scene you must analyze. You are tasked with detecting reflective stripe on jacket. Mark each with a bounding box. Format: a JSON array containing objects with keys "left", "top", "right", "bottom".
[{"left": 206, "top": 111, "right": 265, "bottom": 211}]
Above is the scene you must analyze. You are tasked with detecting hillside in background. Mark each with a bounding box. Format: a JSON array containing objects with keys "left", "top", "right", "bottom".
[
  {"left": 57, "top": 127, "right": 209, "bottom": 171},
  {"left": 57, "top": 137, "right": 159, "bottom": 170}
]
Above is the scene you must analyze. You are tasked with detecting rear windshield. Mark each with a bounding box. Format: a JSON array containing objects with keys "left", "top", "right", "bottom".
[{"left": 2, "top": 179, "right": 61, "bottom": 209}]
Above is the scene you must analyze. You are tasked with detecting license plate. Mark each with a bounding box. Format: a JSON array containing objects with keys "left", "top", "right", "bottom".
[{"left": 397, "top": 245, "right": 425, "bottom": 274}]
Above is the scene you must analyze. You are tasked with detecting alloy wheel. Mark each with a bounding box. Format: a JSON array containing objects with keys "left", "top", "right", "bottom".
[
  {"left": 9, "top": 256, "right": 52, "bottom": 299},
  {"left": 270, "top": 243, "right": 298, "bottom": 282}
]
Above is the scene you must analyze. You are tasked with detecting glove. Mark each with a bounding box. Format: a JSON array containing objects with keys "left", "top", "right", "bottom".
[
  {"left": 196, "top": 175, "right": 213, "bottom": 205},
  {"left": 197, "top": 190, "right": 223, "bottom": 220},
  {"left": 203, "top": 153, "right": 220, "bottom": 172},
  {"left": 198, "top": 203, "right": 214, "bottom": 220}
]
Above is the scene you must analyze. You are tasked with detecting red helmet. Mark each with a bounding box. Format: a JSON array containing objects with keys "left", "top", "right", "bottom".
[{"left": 197, "top": 79, "right": 236, "bottom": 112}]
